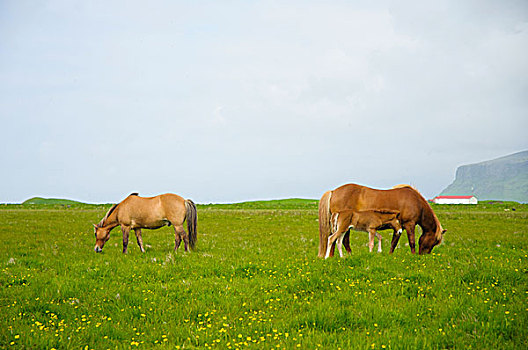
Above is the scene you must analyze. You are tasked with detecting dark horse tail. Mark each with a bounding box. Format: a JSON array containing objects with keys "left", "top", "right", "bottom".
[{"left": 185, "top": 199, "right": 198, "bottom": 250}]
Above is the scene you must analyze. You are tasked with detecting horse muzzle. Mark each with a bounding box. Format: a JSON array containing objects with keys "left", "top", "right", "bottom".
[
  {"left": 94, "top": 246, "right": 103, "bottom": 253},
  {"left": 418, "top": 246, "right": 432, "bottom": 255}
]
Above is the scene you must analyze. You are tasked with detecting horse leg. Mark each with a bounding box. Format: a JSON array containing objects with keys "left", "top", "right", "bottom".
[
  {"left": 174, "top": 225, "right": 183, "bottom": 252},
  {"left": 122, "top": 226, "right": 130, "bottom": 254},
  {"left": 368, "top": 229, "right": 376, "bottom": 252},
  {"left": 325, "top": 232, "right": 341, "bottom": 259},
  {"left": 182, "top": 227, "right": 190, "bottom": 252},
  {"left": 389, "top": 228, "right": 402, "bottom": 254},
  {"left": 330, "top": 230, "right": 351, "bottom": 257},
  {"left": 343, "top": 230, "right": 352, "bottom": 254},
  {"left": 325, "top": 239, "right": 334, "bottom": 259},
  {"left": 134, "top": 228, "right": 145, "bottom": 253},
  {"left": 336, "top": 233, "right": 346, "bottom": 258},
  {"left": 405, "top": 223, "right": 416, "bottom": 254},
  {"left": 329, "top": 241, "right": 336, "bottom": 257},
  {"left": 376, "top": 232, "right": 382, "bottom": 253},
  {"left": 175, "top": 225, "right": 190, "bottom": 252}
]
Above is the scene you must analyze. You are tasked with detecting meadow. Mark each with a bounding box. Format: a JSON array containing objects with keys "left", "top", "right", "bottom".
[{"left": 0, "top": 200, "right": 527, "bottom": 349}]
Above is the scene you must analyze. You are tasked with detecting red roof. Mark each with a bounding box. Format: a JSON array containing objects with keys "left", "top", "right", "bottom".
[{"left": 434, "top": 195, "right": 475, "bottom": 199}]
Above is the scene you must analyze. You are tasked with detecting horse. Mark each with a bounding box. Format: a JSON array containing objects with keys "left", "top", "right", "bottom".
[
  {"left": 318, "top": 184, "right": 445, "bottom": 257},
  {"left": 93, "top": 193, "right": 197, "bottom": 253},
  {"left": 325, "top": 209, "right": 403, "bottom": 258}
]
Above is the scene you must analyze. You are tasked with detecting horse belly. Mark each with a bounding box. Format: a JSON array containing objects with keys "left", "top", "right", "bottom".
[
  {"left": 131, "top": 218, "right": 170, "bottom": 230},
  {"left": 352, "top": 223, "right": 368, "bottom": 233}
]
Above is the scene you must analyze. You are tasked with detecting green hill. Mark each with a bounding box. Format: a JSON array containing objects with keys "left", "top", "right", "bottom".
[
  {"left": 22, "top": 197, "right": 85, "bottom": 206},
  {"left": 441, "top": 150, "right": 528, "bottom": 203},
  {"left": 199, "top": 198, "right": 318, "bottom": 210}
]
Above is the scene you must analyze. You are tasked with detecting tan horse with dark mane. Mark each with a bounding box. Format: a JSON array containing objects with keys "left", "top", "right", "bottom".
[
  {"left": 319, "top": 184, "right": 445, "bottom": 257},
  {"left": 326, "top": 209, "right": 403, "bottom": 258},
  {"left": 93, "top": 193, "right": 197, "bottom": 253}
]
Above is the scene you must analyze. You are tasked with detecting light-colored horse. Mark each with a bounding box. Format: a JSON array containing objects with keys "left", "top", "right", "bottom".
[
  {"left": 93, "top": 193, "right": 197, "bottom": 253},
  {"left": 325, "top": 209, "right": 402, "bottom": 258}
]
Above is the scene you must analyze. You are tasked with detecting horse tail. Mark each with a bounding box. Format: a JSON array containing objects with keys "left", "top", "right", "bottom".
[
  {"left": 185, "top": 199, "right": 198, "bottom": 250},
  {"left": 318, "top": 191, "right": 332, "bottom": 258}
]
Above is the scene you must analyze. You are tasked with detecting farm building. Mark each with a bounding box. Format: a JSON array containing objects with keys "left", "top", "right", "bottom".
[{"left": 432, "top": 195, "right": 478, "bottom": 204}]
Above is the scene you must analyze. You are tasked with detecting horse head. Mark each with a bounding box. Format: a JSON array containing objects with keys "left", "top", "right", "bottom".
[
  {"left": 376, "top": 210, "right": 403, "bottom": 236},
  {"left": 93, "top": 224, "right": 111, "bottom": 253},
  {"left": 418, "top": 226, "right": 446, "bottom": 254},
  {"left": 390, "top": 212, "right": 403, "bottom": 236}
]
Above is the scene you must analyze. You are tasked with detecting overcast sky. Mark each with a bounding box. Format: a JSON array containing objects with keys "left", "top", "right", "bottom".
[{"left": 1, "top": 0, "right": 527, "bottom": 203}]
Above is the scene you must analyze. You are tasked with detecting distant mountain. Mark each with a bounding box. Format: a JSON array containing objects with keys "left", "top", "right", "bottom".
[{"left": 440, "top": 150, "right": 528, "bottom": 203}]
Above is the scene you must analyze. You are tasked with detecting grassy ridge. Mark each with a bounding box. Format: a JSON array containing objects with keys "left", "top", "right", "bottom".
[
  {"left": 199, "top": 198, "right": 318, "bottom": 210},
  {"left": 21, "top": 197, "right": 85, "bottom": 206},
  {"left": 0, "top": 203, "right": 527, "bottom": 349}
]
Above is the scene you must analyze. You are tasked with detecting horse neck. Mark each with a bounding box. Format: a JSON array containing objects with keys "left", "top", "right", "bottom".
[
  {"left": 418, "top": 200, "right": 440, "bottom": 234},
  {"left": 396, "top": 187, "right": 437, "bottom": 234},
  {"left": 102, "top": 218, "right": 119, "bottom": 230},
  {"left": 99, "top": 204, "right": 120, "bottom": 229}
]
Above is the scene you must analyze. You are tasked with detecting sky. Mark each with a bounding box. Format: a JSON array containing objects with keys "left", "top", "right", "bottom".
[{"left": 1, "top": 0, "right": 527, "bottom": 203}]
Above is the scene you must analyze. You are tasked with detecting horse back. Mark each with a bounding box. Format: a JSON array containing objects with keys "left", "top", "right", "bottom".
[
  {"left": 331, "top": 184, "right": 423, "bottom": 224},
  {"left": 117, "top": 193, "right": 186, "bottom": 226},
  {"left": 159, "top": 194, "right": 187, "bottom": 219},
  {"left": 353, "top": 210, "right": 397, "bottom": 231}
]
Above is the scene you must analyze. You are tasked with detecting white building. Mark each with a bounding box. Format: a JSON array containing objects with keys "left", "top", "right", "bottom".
[{"left": 432, "top": 195, "right": 478, "bottom": 204}]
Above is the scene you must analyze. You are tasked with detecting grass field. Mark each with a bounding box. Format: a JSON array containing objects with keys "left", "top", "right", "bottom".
[{"left": 1, "top": 201, "right": 527, "bottom": 349}]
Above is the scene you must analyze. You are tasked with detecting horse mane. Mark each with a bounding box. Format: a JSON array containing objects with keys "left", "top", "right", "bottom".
[
  {"left": 393, "top": 184, "right": 443, "bottom": 241},
  {"left": 98, "top": 204, "right": 118, "bottom": 227},
  {"left": 392, "top": 184, "right": 418, "bottom": 191},
  {"left": 96, "top": 194, "right": 137, "bottom": 227}
]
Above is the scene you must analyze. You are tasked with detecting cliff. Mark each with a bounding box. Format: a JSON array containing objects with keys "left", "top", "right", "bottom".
[{"left": 440, "top": 150, "right": 528, "bottom": 203}]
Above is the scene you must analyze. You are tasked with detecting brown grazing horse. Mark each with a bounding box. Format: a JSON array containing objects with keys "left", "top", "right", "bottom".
[
  {"left": 93, "top": 193, "right": 197, "bottom": 253},
  {"left": 319, "top": 184, "right": 445, "bottom": 257},
  {"left": 326, "top": 209, "right": 403, "bottom": 258}
]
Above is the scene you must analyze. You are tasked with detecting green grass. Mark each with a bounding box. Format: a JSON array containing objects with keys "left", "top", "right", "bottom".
[{"left": 1, "top": 201, "right": 527, "bottom": 349}]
